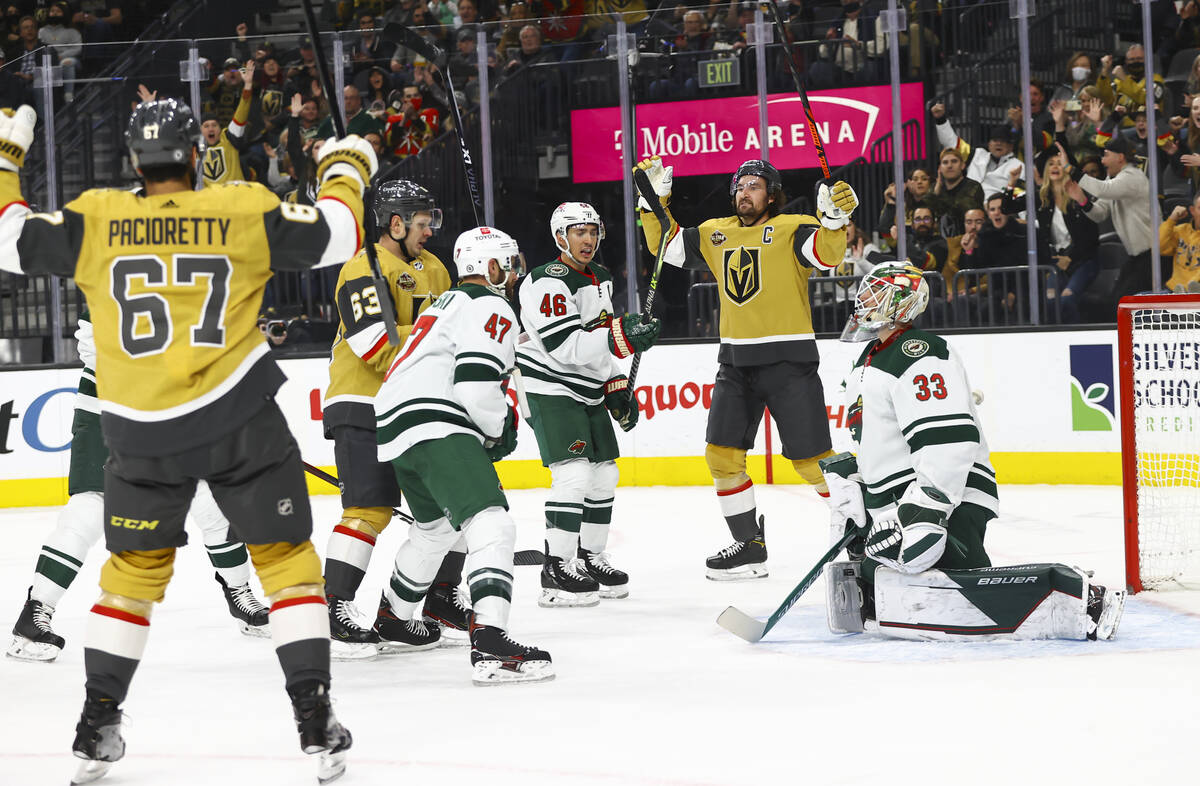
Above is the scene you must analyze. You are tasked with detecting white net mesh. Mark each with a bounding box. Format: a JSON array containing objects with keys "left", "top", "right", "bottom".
[{"left": 1130, "top": 306, "right": 1200, "bottom": 589}]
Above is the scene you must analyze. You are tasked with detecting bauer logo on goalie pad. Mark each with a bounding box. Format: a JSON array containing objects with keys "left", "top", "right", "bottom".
[
  {"left": 723, "top": 247, "right": 761, "bottom": 305},
  {"left": 977, "top": 576, "right": 1038, "bottom": 585},
  {"left": 568, "top": 439, "right": 587, "bottom": 454},
  {"left": 901, "top": 339, "right": 929, "bottom": 358}
]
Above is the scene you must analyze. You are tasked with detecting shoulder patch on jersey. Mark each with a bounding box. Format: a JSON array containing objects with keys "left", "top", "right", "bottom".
[
  {"left": 398, "top": 272, "right": 417, "bottom": 292},
  {"left": 545, "top": 262, "right": 569, "bottom": 277},
  {"left": 901, "top": 338, "right": 929, "bottom": 358},
  {"left": 710, "top": 229, "right": 726, "bottom": 246}
]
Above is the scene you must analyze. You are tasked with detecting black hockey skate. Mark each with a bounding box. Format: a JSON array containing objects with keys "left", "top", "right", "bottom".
[
  {"left": 70, "top": 691, "right": 124, "bottom": 785},
  {"left": 214, "top": 573, "right": 270, "bottom": 638},
  {"left": 469, "top": 616, "right": 554, "bottom": 686},
  {"left": 1087, "top": 584, "right": 1126, "bottom": 641},
  {"left": 705, "top": 518, "right": 768, "bottom": 581},
  {"left": 374, "top": 594, "right": 441, "bottom": 653},
  {"left": 422, "top": 581, "right": 471, "bottom": 645},
  {"left": 577, "top": 548, "right": 629, "bottom": 599},
  {"left": 539, "top": 552, "right": 600, "bottom": 608},
  {"left": 8, "top": 587, "right": 65, "bottom": 662},
  {"left": 289, "top": 680, "right": 352, "bottom": 785},
  {"left": 327, "top": 594, "right": 380, "bottom": 661}
]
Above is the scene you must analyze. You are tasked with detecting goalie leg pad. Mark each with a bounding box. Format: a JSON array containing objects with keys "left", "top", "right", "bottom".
[
  {"left": 824, "top": 561, "right": 865, "bottom": 634},
  {"left": 384, "top": 517, "right": 458, "bottom": 618}
]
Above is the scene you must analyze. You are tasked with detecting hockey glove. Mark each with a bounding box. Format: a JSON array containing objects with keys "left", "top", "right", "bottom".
[
  {"left": 316, "top": 135, "right": 378, "bottom": 194},
  {"left": 816, "top": 180, "right": 858, "bottom": 230},
  {"left": 608, "top": 313, "right": 661, "bottom": 359},
  {"left": 864, "top": 510, "right": 903, "bottom": 566},
  {"left": 0, "top": 105, "right": 36, "bottom": 172},
  {"left": 634, "top": 155, "right": 673, "bottom": 211},
  {"left": 604, "top": 375, "right": 639, "bottom": 431},
  {"left": 484, "top": 407, "right": 518, "bottom": 462}
]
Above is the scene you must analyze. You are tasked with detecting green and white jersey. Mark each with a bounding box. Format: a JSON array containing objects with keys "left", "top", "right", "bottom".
[
  {"left": 842, "top": 328, "right": 998, "bottom": 519},
  {"left": 516, "top": 259, "right": 621, "bottom": 406},
  {"left": 375, "top": 283, "right": 517, "bottom": 463},
  {"left": 74, "top": 310, "right": 100, "bottom": 415}
]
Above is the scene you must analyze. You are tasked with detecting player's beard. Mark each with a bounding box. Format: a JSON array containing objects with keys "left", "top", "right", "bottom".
[{"left": 736, "top": 197, "right": 764, "bottom": 225}]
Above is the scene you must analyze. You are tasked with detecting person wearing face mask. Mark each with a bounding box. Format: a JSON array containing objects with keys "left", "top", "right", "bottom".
[
  {"left": 38, "top": 2, "right": 80, "bottom": 102},
  {"left": 1065, "top": 51, "right": 1095, "bottom": 100},
  {"left": 1097, "top": 44, "right": 1165, "bottom": 129}
]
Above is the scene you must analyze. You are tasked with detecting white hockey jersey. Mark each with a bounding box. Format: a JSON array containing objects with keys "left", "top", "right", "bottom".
[
  {"left": 516, "top": 259, "right": 622, "bottom": 406},
  {"left": 375, "top": 283, "right": 517, "bottom": 463},
  {"left": 841, "top": 328, "right": 998, "bottom": 520}
]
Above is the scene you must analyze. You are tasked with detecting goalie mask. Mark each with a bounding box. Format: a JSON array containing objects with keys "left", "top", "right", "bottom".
[
  {"left": 841, "top": 264, "right": 930, "bottom": 341},
  {"left": 550, "top": 202, "right": 604, "bottom": 265},
  {"left": 374, "top": 179, "right": 443, "bottom": 239},
  {"left": 453, "top": 226, "right": 525, "bottom": 297},
  {"left": 126, "top": 98, "right": 200, "bottom": 170}
]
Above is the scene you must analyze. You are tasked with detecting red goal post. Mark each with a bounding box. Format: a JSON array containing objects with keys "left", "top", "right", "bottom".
[{"left": 1117, "top": 293, "right": 1200, "bottom": 593}]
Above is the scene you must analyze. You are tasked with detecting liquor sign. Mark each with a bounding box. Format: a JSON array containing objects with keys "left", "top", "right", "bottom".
[{"left": 570, "top": 82, "right": 925, "bottom": 182}]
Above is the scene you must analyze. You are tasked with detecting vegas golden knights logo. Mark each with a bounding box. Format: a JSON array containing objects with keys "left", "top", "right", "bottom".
[
  {"left": 203, "top": 146, "right": 227, "bottom": 182},
  {"left": 723, "top": 246, "right": 761, "bottom": 305},
  {"left": 261, "top": 89, "right": 283, "bottom": 119}
]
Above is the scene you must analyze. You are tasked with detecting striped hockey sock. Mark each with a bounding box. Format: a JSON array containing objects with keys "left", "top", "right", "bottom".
[
  {"left": 269, "top": 593, "right": 332, "bottom": 690},
  {"left": 204, "top": 541, "right": 253, "bottom": 588},
  {"left": 544, "top": 501, "right": 583, "bottom": 561},
  {"left": 464, "top": 508, "right": 516, "bottom": 629},
  {"left": 715, "top": 475, "right": 759, "bottom": 542},
  {"left": 324, "top": 526, "right": 377, "bottom": 599},
  {"left": 31, "top": 491, "right": 104, "bottom": 607},
  {"left": 579, "top": 495, "right": 614, "bottom": 554},
  {"left": 83, "top": 601, "right": 151, "bottom": 704}
]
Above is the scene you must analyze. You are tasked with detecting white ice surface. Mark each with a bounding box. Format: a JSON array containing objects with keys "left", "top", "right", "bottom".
[{"left": 1, "top": 485, "right": 1198, "bottom": 786}]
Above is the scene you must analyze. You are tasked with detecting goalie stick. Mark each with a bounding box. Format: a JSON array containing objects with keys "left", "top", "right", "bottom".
[
  {"left": 760, "top": 1, "right": 831, "bottom": 179},
  {"left": 301, "top": 461, "right": 544, "bottom": 565},
  {"left": 717, "top": 528, "right": 858, "bottom": 642},
  {"left": 300, "top": 0, "right": 402, "bottom": 347},
  {"left": 382, "top": 23, "right": 483, "bottom": 226},
  {"left": 629, "top": 168, "right": 669, "bottom": 389}
]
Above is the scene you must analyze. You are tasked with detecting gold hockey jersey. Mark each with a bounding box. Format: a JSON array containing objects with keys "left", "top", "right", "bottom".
[
  {"left": 201, "top": 88, "right": 252, "bottom": 186},
  {"left": 323, "top": 245, "right": 450, "bottom": 433},
  {"left": 3, "top": 172, "right": 365, "bottom": 456},
  {"left": 641, "top": 208, "right": 845, "bottom": 365}
]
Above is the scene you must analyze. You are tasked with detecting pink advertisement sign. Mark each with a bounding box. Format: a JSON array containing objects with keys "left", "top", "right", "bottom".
[{"left": 570, "top": 83, "right": 925, "bottom": 183}]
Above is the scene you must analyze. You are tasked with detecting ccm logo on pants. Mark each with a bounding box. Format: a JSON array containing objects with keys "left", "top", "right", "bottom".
[{"left": 110, "top": 516, "right": 159, "bottom": 530}]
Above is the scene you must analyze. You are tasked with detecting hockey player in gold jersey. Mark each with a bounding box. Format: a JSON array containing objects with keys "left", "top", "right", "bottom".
[
  {"left": 321, "top": 179, "right": 469, "bottom": 657},
  {"left": 0, "top": 99, "right": 377, "bottom": 783},
  {"left": 636, "top": 156, "right": 859, "bottom": 580}
]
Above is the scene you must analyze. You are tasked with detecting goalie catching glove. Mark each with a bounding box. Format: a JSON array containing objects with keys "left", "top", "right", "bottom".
[
  {"left": 316, "top": 135, "right": 379, "bottom": 194},
  {"left": 816, "top": 180, "right": 858, "bottom": 230},
  {"left": 0, "top": 105, "right": 36, "bottom": 173},
  {"left": 604, "top": 375, "right": 639, "bottom": 432},
  {"left": 863, "top": 484, "right": 953, "bottom": 574},
  {"left": 608, "top": 313, "right": 660, "bottom": 359},
  {"left": 634, "top": 155, "right": 673, "bottom": 211},
  {"left": 484, "top": 406, "right": 518, "bottom": 462}
]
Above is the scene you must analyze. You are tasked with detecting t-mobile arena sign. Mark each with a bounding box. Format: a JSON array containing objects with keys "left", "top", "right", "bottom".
[{"left": 570, "top": 83, "right": 925, "bottom": 183}]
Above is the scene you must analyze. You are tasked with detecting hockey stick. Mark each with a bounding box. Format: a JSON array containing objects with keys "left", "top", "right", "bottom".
[
  {"left": 301, "top": 461, "right": 545, "bottom": 565},
  {"left": 628, "top": 168, "right": 670, "bottom": 389},
  {"left": 300, "top": 1, "right": 402, "bottom": 347},
  {"left": 717, "top": 529, "right": 857, "bottom": 643},
  {"left": 382, "top": 23, "right": 483, "bottom": 226},
  {"left": 761, "top": 1, "right": 831, "bottom": 179}
]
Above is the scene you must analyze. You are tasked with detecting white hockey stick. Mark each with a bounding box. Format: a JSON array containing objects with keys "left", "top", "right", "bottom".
[{"left": 510, "top": 367, "right": 531, "bottom": 419}]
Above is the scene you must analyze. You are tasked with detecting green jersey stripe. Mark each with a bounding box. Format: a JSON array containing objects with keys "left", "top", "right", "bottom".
[
  {"left": 376, "top": 397, "right": 468, "bottom": 426},
  {"left": 907, "top": 424, "right": 981, "bottom": 452},
  {"left": 455, "top": 351, "right": 506, "bottom": 372},
  {"left": 518, "top": 363, "right": 603, "bottom": 399},
  {"left": 866, "top": 468, "right": 916, "bottom": 492},
  {"left": 966, "top": 471, "right": 999, "bottom": 499},
  {"left": 541, "top": 324, "right": 580, "bottom": 352},
  {"left": 536, "top": 314, "right": 578, "bottom": 335},
  {"left": 900, "top": 412, "right": 974, "bottom": 437},
  {"left": 972, "top": 462, "right": 996, "bottom": 479},
  {"left": 377, "top": 409, "right": 481, "bottom": 445},
  {"left": 516, "top": 353, "right": 608, "bottom": 386},
  {"left": 454, "top": 364, "right": 503, "bottom": 383}
]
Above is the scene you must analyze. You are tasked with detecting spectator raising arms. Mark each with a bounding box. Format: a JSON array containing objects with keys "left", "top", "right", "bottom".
[
  {"left": 928, "top": 147, "right": 985, "bottom": 237},
  {"left": 198, "top": 60, "right": 257, "bottom": 186},
  {"left": 1159, "top": 196, "right": 1200, "bottom": 293},
  {"left": 932, "top": 101, "right": 1024, "bottom": 198}
]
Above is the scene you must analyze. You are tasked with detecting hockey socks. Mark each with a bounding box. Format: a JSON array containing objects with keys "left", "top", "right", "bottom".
[
  {"left": 268, "top": 589, "right": 332, "bottom": 690},
  {"left": 31, "top": 491, "right": 103, "bottom": 608},
  {"left": 715, "top": 474, "right": 759, "bottom": 542},
  {"left": 323, "top": 507, "right": 390, "bottom": 599},
  {"left": 463, "top": 507, "right": 516, "bottom": 629},
  {"left": 383, "top": 517, "right": 459, "bottom": 618},
  {"left": 580, "top": 460, "right": 619, "bottom": 554},
  {"left": 82, "top": 597, "right": 151, "bottom": 705}
]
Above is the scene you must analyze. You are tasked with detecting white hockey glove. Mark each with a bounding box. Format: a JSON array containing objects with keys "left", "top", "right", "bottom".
[
  {"left": 816, "top": 180, "right": 858, "bottom": 230},
  {"left": 634, "top": 155, "right": 673, "bottom": 211},
  {"left": 74, "top": 318, "right": 96, "bottom": 369},
  {"left": 864, "top": 509, "right": 903, "bottom": 569},
  {"left": 864, "top": 485, "right": 953, "bottom": 574},
  {"left": 819, "top": 452, "right": 867, "bottom": 560},
  {"left": 0, "top": 105, "right": 37, "bottom": 173},
  {"left": 315, "top": 134, "right": 378, "bottom": 194}
]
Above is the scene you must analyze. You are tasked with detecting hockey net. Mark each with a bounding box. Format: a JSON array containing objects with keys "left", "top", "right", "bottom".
[{"left": 1118, "top": 294, "right": 1200, "bottom": 593}]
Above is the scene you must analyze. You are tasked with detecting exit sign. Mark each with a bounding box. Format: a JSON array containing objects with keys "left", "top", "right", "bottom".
[{"left": 698, "top": 57, "right": 740, "bottom": 88}]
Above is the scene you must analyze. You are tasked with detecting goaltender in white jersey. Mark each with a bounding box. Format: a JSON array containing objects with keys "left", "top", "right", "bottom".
[
  {"left": 374, "top": 226, "right": 553, "bottom": 684},
  {"left": 819, "top": 265, "right": 1125, "bottom": 642}
]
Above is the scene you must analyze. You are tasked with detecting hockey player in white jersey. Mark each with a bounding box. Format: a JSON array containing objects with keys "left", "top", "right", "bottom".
[
  {"left": 375, "top": 226, "right": 553, "bottom": 685},
  {"left": 517, "top": 203, "right": 660, "bottom": 606},
  {"left": 820, "top": 264, "right": 1125, "bottom": 641}
]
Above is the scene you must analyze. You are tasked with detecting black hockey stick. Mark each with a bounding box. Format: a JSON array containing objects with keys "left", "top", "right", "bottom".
[
  {"left": 382, "top": 23, "right": 483, "bottom": 226},
  {"left": 301, "top": 0, "right": 402, "bottom": 347},
  {"left": 628, "top": 168, "right": 670, "bottom": 389},
  {"left": 302, "top": 461, "right": 545, "bottom": 565},
  {"left": 761, "top": 1, "right": 831, "bottom": 179},
  {"left": 717, "top": 529, "right": 857, "bottom": 642}
]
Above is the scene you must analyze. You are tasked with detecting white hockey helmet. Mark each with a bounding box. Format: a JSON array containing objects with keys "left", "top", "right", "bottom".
[
  {"left": 453, "top": 226, "right": 524, "bottom": 296},
  {"left": 550, "top": 201, "right": 605, "bottom": 256},
  {"left": 846, "top": 264, "right": 930, "bottom": 337}
]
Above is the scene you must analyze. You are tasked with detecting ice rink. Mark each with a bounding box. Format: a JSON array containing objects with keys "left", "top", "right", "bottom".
[{"left": 2, "top": 484, "right": 1198, "bottom": 786}]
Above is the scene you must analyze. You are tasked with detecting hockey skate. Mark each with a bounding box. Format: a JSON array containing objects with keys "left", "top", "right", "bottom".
[
  {"left": 327, "top": 595, "right": 380, "bottom": 661},
  {"left": 374, "top": 594, "right": 441, "bottom": 653},
  {"left": 705, "top": 520, "right": 768, "bottom": 581},
  {"left": 289, "top": 681, "right": 352, "bottom": 785},
  {"left": 70, "top": 692, "right": 124, "bottom": 785},
  {"left": 214, "top": 573, "right": 270, "bottom": 638},
  {"left": 422, "top": 581, "right": 471, "bottom": 645},
  {"left": 577, "top": 548, "right": 629, "bottom": 599},
  {"left": 539, "top": 554, "right": 600, "bottom": 607},
  {"left": 8, "top": 587, "right": 65, "bottom": 662},
  {"left": 1087, "top": 584, "right": 1126, "bottom": 641},
  {"left": 469, "top": 616, "right": 554, "bottom": 686}
]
